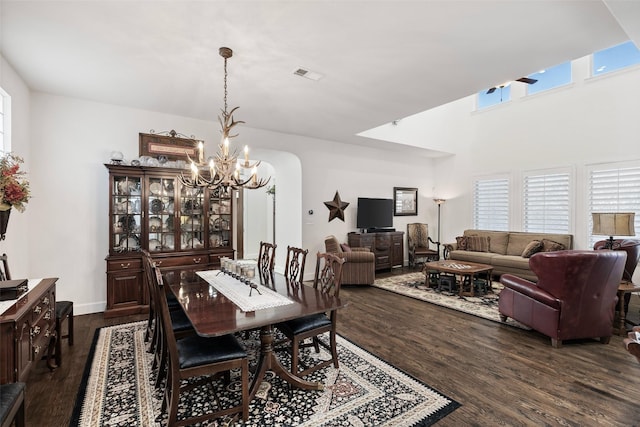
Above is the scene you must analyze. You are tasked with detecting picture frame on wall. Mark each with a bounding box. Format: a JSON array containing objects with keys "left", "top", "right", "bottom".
[
  {"left": 393, "top": 187, "right": 418, "bottom": 216},
  {"left": 139, "top": 130, "right": 200, "bottom": 162}
]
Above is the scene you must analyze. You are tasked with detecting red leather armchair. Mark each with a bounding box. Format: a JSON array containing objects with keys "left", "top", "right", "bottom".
[{"left": 499, "top": 250, "right": 627, "bottom": 348}]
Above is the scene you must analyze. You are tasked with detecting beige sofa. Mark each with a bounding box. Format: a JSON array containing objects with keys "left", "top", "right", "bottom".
[{"left": 443, "top": 229, "right": 573, "bottom": 282}]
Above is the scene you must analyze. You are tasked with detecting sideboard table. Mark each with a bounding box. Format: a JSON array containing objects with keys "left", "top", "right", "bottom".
[{"left": 0, "top": 278, "right": 58, "bottom": 384}]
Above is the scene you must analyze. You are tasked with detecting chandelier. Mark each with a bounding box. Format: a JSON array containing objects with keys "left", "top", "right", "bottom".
[{"left": 179, "top": 47, "right": 270, "bottom": 190}]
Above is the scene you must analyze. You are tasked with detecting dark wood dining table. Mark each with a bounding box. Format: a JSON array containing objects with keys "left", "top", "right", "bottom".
[{"left": 163, "top": 269, "right": 345, "bottom": 401}]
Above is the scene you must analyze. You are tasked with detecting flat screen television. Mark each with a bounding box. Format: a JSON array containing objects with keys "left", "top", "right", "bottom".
[{"left": 356, "top": 198, "right": 394, "bottom": 231}]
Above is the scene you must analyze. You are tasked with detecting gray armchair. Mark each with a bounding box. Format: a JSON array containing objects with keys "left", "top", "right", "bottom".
[{"left": 324, "top": 235, "right": 375, "bottom": 286}]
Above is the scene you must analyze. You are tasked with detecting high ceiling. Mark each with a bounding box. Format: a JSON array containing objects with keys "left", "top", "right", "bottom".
[{"left": 2, "top": 1, "right": 639, "bottom": 155}]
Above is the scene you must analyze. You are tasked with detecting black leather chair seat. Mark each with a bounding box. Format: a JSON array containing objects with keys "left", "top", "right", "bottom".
[
  {"left": 169, "top": 307, "right": 193, "bottom": 332},
  {"left": 177, "top": 334, "right": 247, "bottom": 369},
  {"left": 55, "top": 300, "right": 73, "bottom": 318},
  {"left": 0, "top": 382, "right": 25, "bottom": 427},
  {"left": 166, "top": 292, "right": 181, "bottom": 309},
  {"left": 278, "top": 313, "right": 331, "bottom": 335}
]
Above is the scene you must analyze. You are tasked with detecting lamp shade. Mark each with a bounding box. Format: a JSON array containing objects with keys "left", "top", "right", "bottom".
[{"left": 592, "top": 212, "right": 636, "bottom": 237}]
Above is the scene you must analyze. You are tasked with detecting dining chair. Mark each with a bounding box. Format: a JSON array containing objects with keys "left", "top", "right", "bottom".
[
  {"left": 284, "top": 245, "right": 308, "bottom": 285},
  {"left": 54, "top": 300, "right": 73, "bottom": 367},
  {"left": 276, "top": 252, "right": 345, "bottom": 377},
  {"left": 141, "top": 251, "right": 193, "bottom": 389},
  {"left": 153, "top": 263, "right": 249, "bottom": 425},
  {"left": 258, "top": 241, "right": 277, "bottom": 280}
]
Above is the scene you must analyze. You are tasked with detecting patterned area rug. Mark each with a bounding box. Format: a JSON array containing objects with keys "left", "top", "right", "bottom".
[
  {"left": 372, "top": 272, "right": 530, "bottom": 330},
  {"left": 70, "top": 321, "right": 460, "bottom": 426}
]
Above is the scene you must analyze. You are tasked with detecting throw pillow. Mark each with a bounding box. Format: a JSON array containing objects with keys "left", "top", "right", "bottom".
[
  {"left": 340, "top": 243, "right": 352, "bottom": 252},
  {"left": 541, "top": 239, "right": 566, "bottom": 252},
  {"left": 521, "top": 240, "right": 543, "bottom": 258},
  {"left": 455, "top": 236, "right": 468, "bottom": 251},
  {"left": 467, "top": 236, "right": 490, "bottom": 252}
]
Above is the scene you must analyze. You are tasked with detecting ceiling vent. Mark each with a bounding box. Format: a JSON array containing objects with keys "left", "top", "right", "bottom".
[{"left": 293, "top": 68, "right": 323, "bottom": 81}]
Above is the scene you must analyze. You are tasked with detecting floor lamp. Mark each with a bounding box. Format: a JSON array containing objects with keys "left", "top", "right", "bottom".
[{"left": 434, "top": 199, "right": 446, "bottom": 257}]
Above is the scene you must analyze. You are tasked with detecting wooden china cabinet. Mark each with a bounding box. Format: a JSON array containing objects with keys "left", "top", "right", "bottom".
[{"left": 105, "top": 164, "right": 236, "bottom": 318}]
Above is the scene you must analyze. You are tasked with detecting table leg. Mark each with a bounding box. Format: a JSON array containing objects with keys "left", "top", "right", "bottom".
[
  {"left": 616, "top": 289, "right": 626, "bottom": 337},
  {"left": 459, "top": 273, "right": 476, "bottom": 298},
  {"left": 249, "top": 325, "right": 323, "bottom": 400}
]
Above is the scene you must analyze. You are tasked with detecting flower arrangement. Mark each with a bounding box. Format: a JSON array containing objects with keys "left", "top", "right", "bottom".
[{"left": 0, "top": 153, "right": 31, "bottom": 212}]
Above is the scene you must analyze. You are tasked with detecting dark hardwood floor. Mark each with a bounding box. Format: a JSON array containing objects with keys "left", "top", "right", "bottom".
[{"left": 24, "top": 268, "right": 640, "bottom": 426}]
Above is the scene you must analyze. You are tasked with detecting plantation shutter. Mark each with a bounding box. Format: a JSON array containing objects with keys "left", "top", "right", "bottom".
[
  {"left": 473, "top": 178, "right": 509, "bottom": 231},
  {"left": 588, "top": 165, "right": 640, "bottom": 247},
  {"left": 523, "top": 172, "right": 570, "bottom": 233}
]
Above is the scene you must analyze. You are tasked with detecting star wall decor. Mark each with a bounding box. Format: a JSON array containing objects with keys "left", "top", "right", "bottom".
[{"left": 324, "top": 191, "right": 349, "bottom": 222}]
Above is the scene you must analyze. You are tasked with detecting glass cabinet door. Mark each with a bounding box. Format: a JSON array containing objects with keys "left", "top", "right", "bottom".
[
  {"left": 208, "top": 186, "right": 233, "bottom": 250},
  {"left": 146, "top": 176, "right": 176, "bottom": 253},
  {"left": 179, "top": 185, "right": 205, "bottom": 250},
  {"left": 111, "top": 175, "right": 142, "bottom": 253}
]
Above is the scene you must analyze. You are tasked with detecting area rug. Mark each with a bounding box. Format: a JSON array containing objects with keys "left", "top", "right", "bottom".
[
  {"left": 70, "top": 321, "right": 460, "bottom": 426},
  {"left": 372, "top": 272, "right": 530, "bottom": 330}
]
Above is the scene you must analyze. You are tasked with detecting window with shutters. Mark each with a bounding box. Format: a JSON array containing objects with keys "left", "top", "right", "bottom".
[
  {"left": 473, "top": 176, "right": 509, "bottom": 231},
  {"left": 523, "top": 170, "right": 571, "bottom": 233},
  {"left": 587, "top": 162, "right": 640, "bottom": 248}
]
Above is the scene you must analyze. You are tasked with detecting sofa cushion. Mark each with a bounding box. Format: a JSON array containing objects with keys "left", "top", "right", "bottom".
[
  {"left": 449, "top": 250, "right": 494, "bottom": 264},
  {"left": 456, "top": 236, "right": 468, "bottom": 251},
  {"left": 463, "top": 230, "right": 508, "bottom": 254},
  {"left": 506, "top": 232, "right": 573, "bottom": 255},
  {"left": 492, "top": 254, "right": 531, "bottom": 271},
  {"left": 522, "top": 240, "right": 544, "bottom": 258},
  {"left": 467, "top": 236, "right": 490, "bottom": 252},
  {"left": 340, "top": 243, "right": 352, "bottom": 252},
  {"left": 541, "top": 239, "right": 566, "bottom": 252}
]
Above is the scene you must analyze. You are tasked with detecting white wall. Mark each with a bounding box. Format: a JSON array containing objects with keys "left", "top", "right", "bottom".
[
  {"left": 26, "top": 93, "right": 435, "bottom": 314},
  {"left": 426, "top": 58, "right": 640, "bottom": 250},
  {"left": 0, "top": 56, "right": 31, "bottom": 277}
]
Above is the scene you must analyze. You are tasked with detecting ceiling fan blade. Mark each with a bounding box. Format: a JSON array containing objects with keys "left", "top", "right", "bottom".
[
  {"left": 486, "top": 87, "right": 497, "bottom": 94},
  {"left": 516, "top": 77, "right": 538, "bottom": 85}
]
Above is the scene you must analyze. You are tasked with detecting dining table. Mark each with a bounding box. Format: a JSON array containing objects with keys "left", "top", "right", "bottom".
[{"left": 162, "top": 268, "right": 346, "bottom": 401}]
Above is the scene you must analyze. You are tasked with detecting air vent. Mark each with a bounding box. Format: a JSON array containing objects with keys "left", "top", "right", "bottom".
[{"left": 293, "top": 68, "right": 323, "bottom": 81}]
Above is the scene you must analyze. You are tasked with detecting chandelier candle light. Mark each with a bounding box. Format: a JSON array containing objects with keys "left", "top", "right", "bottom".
[{"left": 179, "top": 47, "right": 270, "bottom": 190}]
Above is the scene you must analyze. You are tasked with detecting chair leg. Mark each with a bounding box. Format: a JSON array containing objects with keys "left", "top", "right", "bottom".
[
  {"left": 68, "top": 306, "right": 74, "bottom": 346},
  {"left": 55, "top": 318, "right": 63, "bottom": 367},
  {"left": 144, "top": 307, "right": 154, "bottom": 343},
  {"left": 330, "top": 330, "right": 339, "bottom": 369},
  {"left": 167, "top": 376, "right": 181, "bottom": 426},
  {"left": 241, "top": 359, "right": 249, "bottom": 421}
]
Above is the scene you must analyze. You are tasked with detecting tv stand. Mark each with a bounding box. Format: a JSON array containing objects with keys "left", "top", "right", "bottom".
[{"left": 349, "top": 231, "right": 404, "bottom": 271}]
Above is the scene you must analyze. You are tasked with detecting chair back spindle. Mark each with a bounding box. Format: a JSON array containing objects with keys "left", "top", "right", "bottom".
[
  {"left": 258, "top": 241, "right": 277, "bottom": 280},
  {"left": 285, "top": 246, "right": 308, "bottom": 285},
  {"left": 314, "top": 252, "right": 345, "bottom": 297}
]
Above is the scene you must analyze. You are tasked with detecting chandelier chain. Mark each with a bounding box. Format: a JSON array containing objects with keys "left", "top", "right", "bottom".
[
  {"left": 178, "top": 46, "right": 270, "bottom": 191},
  {"left": 223, "top": 56, "right": 228, "bottom": 116}
]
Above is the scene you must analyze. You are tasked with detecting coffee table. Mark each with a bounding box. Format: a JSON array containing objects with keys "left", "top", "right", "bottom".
[{"left": 423, "top": 260, "right": 493, "bottom": 297}]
